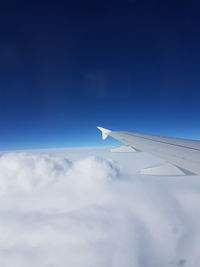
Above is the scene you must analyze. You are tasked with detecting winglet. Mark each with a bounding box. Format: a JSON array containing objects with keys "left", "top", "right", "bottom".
[{"left": 97, "top": 127, "right": 112, "bottom": 140}]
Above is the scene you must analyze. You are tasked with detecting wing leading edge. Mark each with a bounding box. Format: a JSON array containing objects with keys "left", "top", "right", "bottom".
[{"left": 97, "top": 127, "right": 200, "bottom": 175}]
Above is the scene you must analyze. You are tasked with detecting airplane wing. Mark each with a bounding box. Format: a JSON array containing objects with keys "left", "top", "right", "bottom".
[{"left": 97, "top": 126, "right": 200, "bottom": 176}]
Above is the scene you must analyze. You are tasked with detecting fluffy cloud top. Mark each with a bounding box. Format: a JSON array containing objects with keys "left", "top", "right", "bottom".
[{"left": 0, "top": 150, "right": 199, "bottom": 267}]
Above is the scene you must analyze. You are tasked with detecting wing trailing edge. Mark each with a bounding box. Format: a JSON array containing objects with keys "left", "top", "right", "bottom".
[
  {"left": 111, "top": 145, "right": 137, "bottom": 153},
  {"left": 140, "top": 163, "right": 188, "bottom": 176}
]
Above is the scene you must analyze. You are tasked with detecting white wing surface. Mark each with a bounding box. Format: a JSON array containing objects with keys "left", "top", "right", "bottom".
[{"left": 97, "top": 126, "right": 200, "bottom": 175}]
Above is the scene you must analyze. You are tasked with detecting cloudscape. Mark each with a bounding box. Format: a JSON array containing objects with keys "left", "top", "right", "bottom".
[{"left": 0, "top": 148, "right": 199, "bottom": 267}]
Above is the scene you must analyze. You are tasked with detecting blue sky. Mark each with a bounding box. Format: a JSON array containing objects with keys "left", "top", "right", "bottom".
[{"left": 0, "top": 0, "right": 200, "bottom": 150}]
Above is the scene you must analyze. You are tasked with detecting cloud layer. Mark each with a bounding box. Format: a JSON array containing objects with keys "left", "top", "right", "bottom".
[{"left": 0, "top": 151, "right": 199, "bottom": 267}]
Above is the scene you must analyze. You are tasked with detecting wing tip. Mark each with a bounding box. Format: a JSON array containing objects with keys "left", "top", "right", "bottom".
[{"left": 97, "top": 126, "right": 112, "bottom": 140}]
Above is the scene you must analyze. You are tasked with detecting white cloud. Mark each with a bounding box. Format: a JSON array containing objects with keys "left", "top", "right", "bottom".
[{"left": 0, "top": 150, "right": 199, "bottom": 267}]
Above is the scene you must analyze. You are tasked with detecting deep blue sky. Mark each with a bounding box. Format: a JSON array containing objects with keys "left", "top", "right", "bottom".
[{"left": 0, "top": 0, "right": 200, "bottom": 150}]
